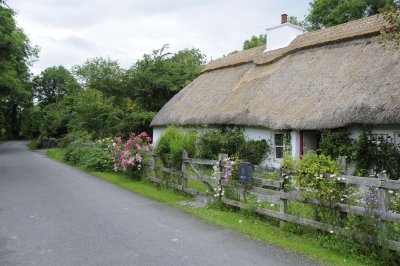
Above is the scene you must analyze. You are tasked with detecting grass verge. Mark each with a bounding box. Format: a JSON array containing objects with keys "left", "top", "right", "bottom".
[
  {"left": 46, "top": 148, "right": 377, "bottom": 266},
  {"left": 27, "top": 139, "right": 39, "bottom": 150}
]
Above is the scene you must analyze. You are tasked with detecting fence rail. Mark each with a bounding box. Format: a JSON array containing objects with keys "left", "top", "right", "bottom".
[{"left": 142, "top": 151, "right": 400, "bottom": 251}]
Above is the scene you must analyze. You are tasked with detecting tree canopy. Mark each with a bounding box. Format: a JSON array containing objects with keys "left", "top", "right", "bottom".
[
  {"left": 32, "top": 66, "right": 80, "bottom": 106},
  {"left": 243, "top": 34, "right": 266, "bottom": 50},
  {"left": 72, "top": 57, "right": 126, "bottom": 99},
  {"left": 306, "top": 0, "right": 397, "bottom": 30},
  {"left": 0, "top": 1, "right": 38, "bottom": 137},
  {"left": 126, "top": 45, "right": 206, "bottom": 112}
]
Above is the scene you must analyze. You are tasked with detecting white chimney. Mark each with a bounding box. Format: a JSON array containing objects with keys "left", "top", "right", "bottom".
[{"left": 265, "top": 14, "right": 305, "bottom": 52}]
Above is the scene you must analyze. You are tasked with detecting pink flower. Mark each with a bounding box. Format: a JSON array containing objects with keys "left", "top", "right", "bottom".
[
  {"left": 114, "top": 164, "right": 118, "bottom": 172},
  {"left": 115, "top": 136, "right": 122, "bottom": 143},
  {"left": 145, "top": 136, "right": 152, "bottom": 142},
  {"left": 125, "top": 139, "right": 132, "bottom": 149},
  {"left": 135, "top": 154, "right": 142, "bottom": 163},
  {"left": 129, "top": 132, "right": 136, "bottom": 138},
  {"left": 134, "top": 143, "right": 141, "bottom": 150}
]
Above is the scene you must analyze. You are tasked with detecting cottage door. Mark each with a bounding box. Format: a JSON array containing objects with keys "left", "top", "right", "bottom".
[{"left": 300, "top": 130, "right": 321, "bottom": 157}]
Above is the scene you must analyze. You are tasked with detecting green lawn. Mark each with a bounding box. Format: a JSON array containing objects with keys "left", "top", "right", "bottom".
[{"left": 46, "top": 148, "right": 379, "bottom": 266}]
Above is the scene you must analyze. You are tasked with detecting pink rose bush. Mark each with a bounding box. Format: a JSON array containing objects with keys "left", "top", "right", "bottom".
[{"left": 113, "top": 132, "right": 152, "bottom": 178}]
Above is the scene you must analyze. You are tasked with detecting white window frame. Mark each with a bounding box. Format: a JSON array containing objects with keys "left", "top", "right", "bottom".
[{"left": 273, "top": 132, "right": 285, "bottom": 160}]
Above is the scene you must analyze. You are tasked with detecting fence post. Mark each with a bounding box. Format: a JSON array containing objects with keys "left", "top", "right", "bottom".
[
  {"left": 337, "top": 156, "right": 347, "bottom": 175},
  {"left": 378, "top": 171, "right": 389, "bottom": 245},
  {"left": 339, "top": 180, "right": 348, "bottom": 227},
  {"left": 279, "top": 172, "right": 288, "bottom": 227},
  {"left": 151, "top": 152, "right": 157, "bottom": 183},
  {"left": 181, "top": 150, "right": 188, "bottom": 190},
  {"left": 218, "top": 153, "right": 228, "bottom": 201}
]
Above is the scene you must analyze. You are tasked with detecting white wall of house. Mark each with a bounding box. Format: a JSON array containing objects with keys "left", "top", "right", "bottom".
[
  {"left": 291, "top": 130, "right": 301, "bottom": 159},
  {"left": 265, "top": 24, "right": 305, "bottom": 52},
  {"left": 152, "top": 126, "right": 166, "bottom": 145}
]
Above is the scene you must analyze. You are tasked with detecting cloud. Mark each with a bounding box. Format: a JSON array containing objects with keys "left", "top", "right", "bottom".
[{"left": 10, "top": 0, "right": 310, "bottom": 74}]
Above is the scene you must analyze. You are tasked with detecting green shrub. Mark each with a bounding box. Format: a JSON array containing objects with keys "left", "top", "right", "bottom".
[
  {"left": 27, "top": 140, "right": 39, "bottom": 150},
  {"left": 59, "top": 131, "right": 93, "bottom": 148},
  {"left": 319, "top": 128, "right": 354, "bottom": 160},
  {"left": 63, "top": 132, "right": 94, "bottom": 165},
  {"left": 239, "top": 139, "right": 269, "bottom": 164},
  {"left": 156, "top": 126, "right": 196, "bottom": 169},
  {"left": 112, "top": 111, "right": 156, "bottom": 139},
  {"left": 82, "top": 147, "right": 114, "bottom": 171},
  {"left": 197, "top": 126, "right": 245, "bottom": 159},
  {"left": 353, "top": 127, "right": 400, "bottom": 179}
]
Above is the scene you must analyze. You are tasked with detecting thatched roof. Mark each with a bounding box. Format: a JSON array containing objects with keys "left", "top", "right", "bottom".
[{"left": 151, "top": 15, "right": 400, "bottom": 130}]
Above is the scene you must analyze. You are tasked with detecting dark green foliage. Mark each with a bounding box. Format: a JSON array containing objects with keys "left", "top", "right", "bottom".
[
  {"left": 0, "top": 3, "right": 38, "bottom": 138},
  {"left": 72, "top": 57, "right": 126, "bottom": 99},
  {"left": 243, "top": 34, "right": 266, "bottom": 50},
  {"left": 126, "top": 45, "right": 206, "bottom": 112},
  {"left": 81, "top": 148, "right": 114, "bottom": 171},
  {"left": 239, "top": 139, "right": 269, "bottom": 164},
  {"left": 32, "top": 66, "right": 80, "bottom": 106},
  {"left": 353, "top": 127, "right": 400, "bottom": 179},
  {"left": 112, "top": 111, "right": 156, "bottom": 138},
  {"left": 20, "top": 105, "right": 42, "bottom": 138},
  {"left": 380, "top": 3, "right": 400, "bottom": 52},
  {"left": 288, "top": 16, "right": 306, "bottom": 28},
  {"left": 63, "top": 131, "right": 113, "bottom": 171},
  {"left": 155, "top": 126, "right": 197, "bottom": 169},
  {"left": 197, "top": 127, "right": 245, "bottom": 159},
  {"left": 319, "top": 128, "right": 354, "bottom": 160},
  {"left": 197, "top": 126, "right": 269, "bottom": 165},
  {"left": 306, "top": 0, "right": 396, "bottom": 30}
]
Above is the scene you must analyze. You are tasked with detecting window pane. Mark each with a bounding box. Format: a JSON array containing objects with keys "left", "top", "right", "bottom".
[
  {"left": 275, "top": 134, "right": 283, "bottom": 146},
  {"left": 276, "top": 147, "right": 283, "bottom": 159}
]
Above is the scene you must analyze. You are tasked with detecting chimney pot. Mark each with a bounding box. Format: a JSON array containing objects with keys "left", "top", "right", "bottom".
[{"left": 281, "top": 14, "right": 288, "bottom": 24}]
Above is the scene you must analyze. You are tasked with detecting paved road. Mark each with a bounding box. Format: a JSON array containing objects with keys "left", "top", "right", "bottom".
[{"left": 0, "top": 141, "right": 319, "bottom": 266}]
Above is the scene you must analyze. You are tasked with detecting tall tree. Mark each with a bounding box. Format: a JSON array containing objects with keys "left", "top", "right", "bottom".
[
  {"left": 306, "top": 0, "right": 397, "bottom": 30},
  {"left": 72, "top": 57, "right": 126, "bottom": 99},
  {"left": 32, "top": 66, "right": 80, "bottom": 106},
  {"left": 288, "top": 16, "right": 307, "bottom": 28},
  {"left": 243, "top": 34, "right": 266, "bottom": 50},
  {"left": 0, "top": 1, "right": 38, "bottom": 137},
  {"left": 126, "top": 45, "right": 206, "bottom": 111},
  {"left": 380, "top": 3, "right": 400, "bottom": 51}
]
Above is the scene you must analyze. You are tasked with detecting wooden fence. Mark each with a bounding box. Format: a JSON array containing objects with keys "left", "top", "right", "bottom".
[{"left": 142, "top": 151, "right": 400, "bottom": 251}]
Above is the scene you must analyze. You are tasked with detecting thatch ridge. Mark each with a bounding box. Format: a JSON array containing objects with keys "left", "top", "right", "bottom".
[{"left": 202, "top": 15, "right": 389, "bottom": 72}]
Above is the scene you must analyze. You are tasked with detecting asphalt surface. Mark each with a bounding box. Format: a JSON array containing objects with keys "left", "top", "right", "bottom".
[{"left": 0, "top": 141, "right": 320, "bottom": 266}]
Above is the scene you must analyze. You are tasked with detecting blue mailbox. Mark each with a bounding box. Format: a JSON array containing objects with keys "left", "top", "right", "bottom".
[{"left": 239, "top": 163, "right": 253, "bottom": 184}]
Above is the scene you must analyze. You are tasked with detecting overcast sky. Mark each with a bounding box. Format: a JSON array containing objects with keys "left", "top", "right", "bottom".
[{"left": 10, "top": 0, "right": 311, "bottom": 74}]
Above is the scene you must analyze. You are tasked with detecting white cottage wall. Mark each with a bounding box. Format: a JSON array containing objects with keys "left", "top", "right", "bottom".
[{"left": 152, "top": 126, "right": 166, "bottom": 145}]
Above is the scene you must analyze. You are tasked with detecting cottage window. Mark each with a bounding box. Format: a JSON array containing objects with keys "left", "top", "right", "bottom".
[
  {"left": 274, "top": 133, "right": 284, "bottom": 159},
  {"left": 369, "top": 133, "right": 393, "bottom": 144}
]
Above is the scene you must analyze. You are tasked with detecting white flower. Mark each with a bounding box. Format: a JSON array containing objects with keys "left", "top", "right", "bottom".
[
  {"left": 239, "top": 220, "right": 242, "bottom": 224},
  {"left": 329, "top": 230, "right": 334, "bottom": 234},
  {"left": 389, "top": 190, "right": 394, "bottom": 194},
  {"left": 270, "top": 204, "right": 275, "bottom": 207}
]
